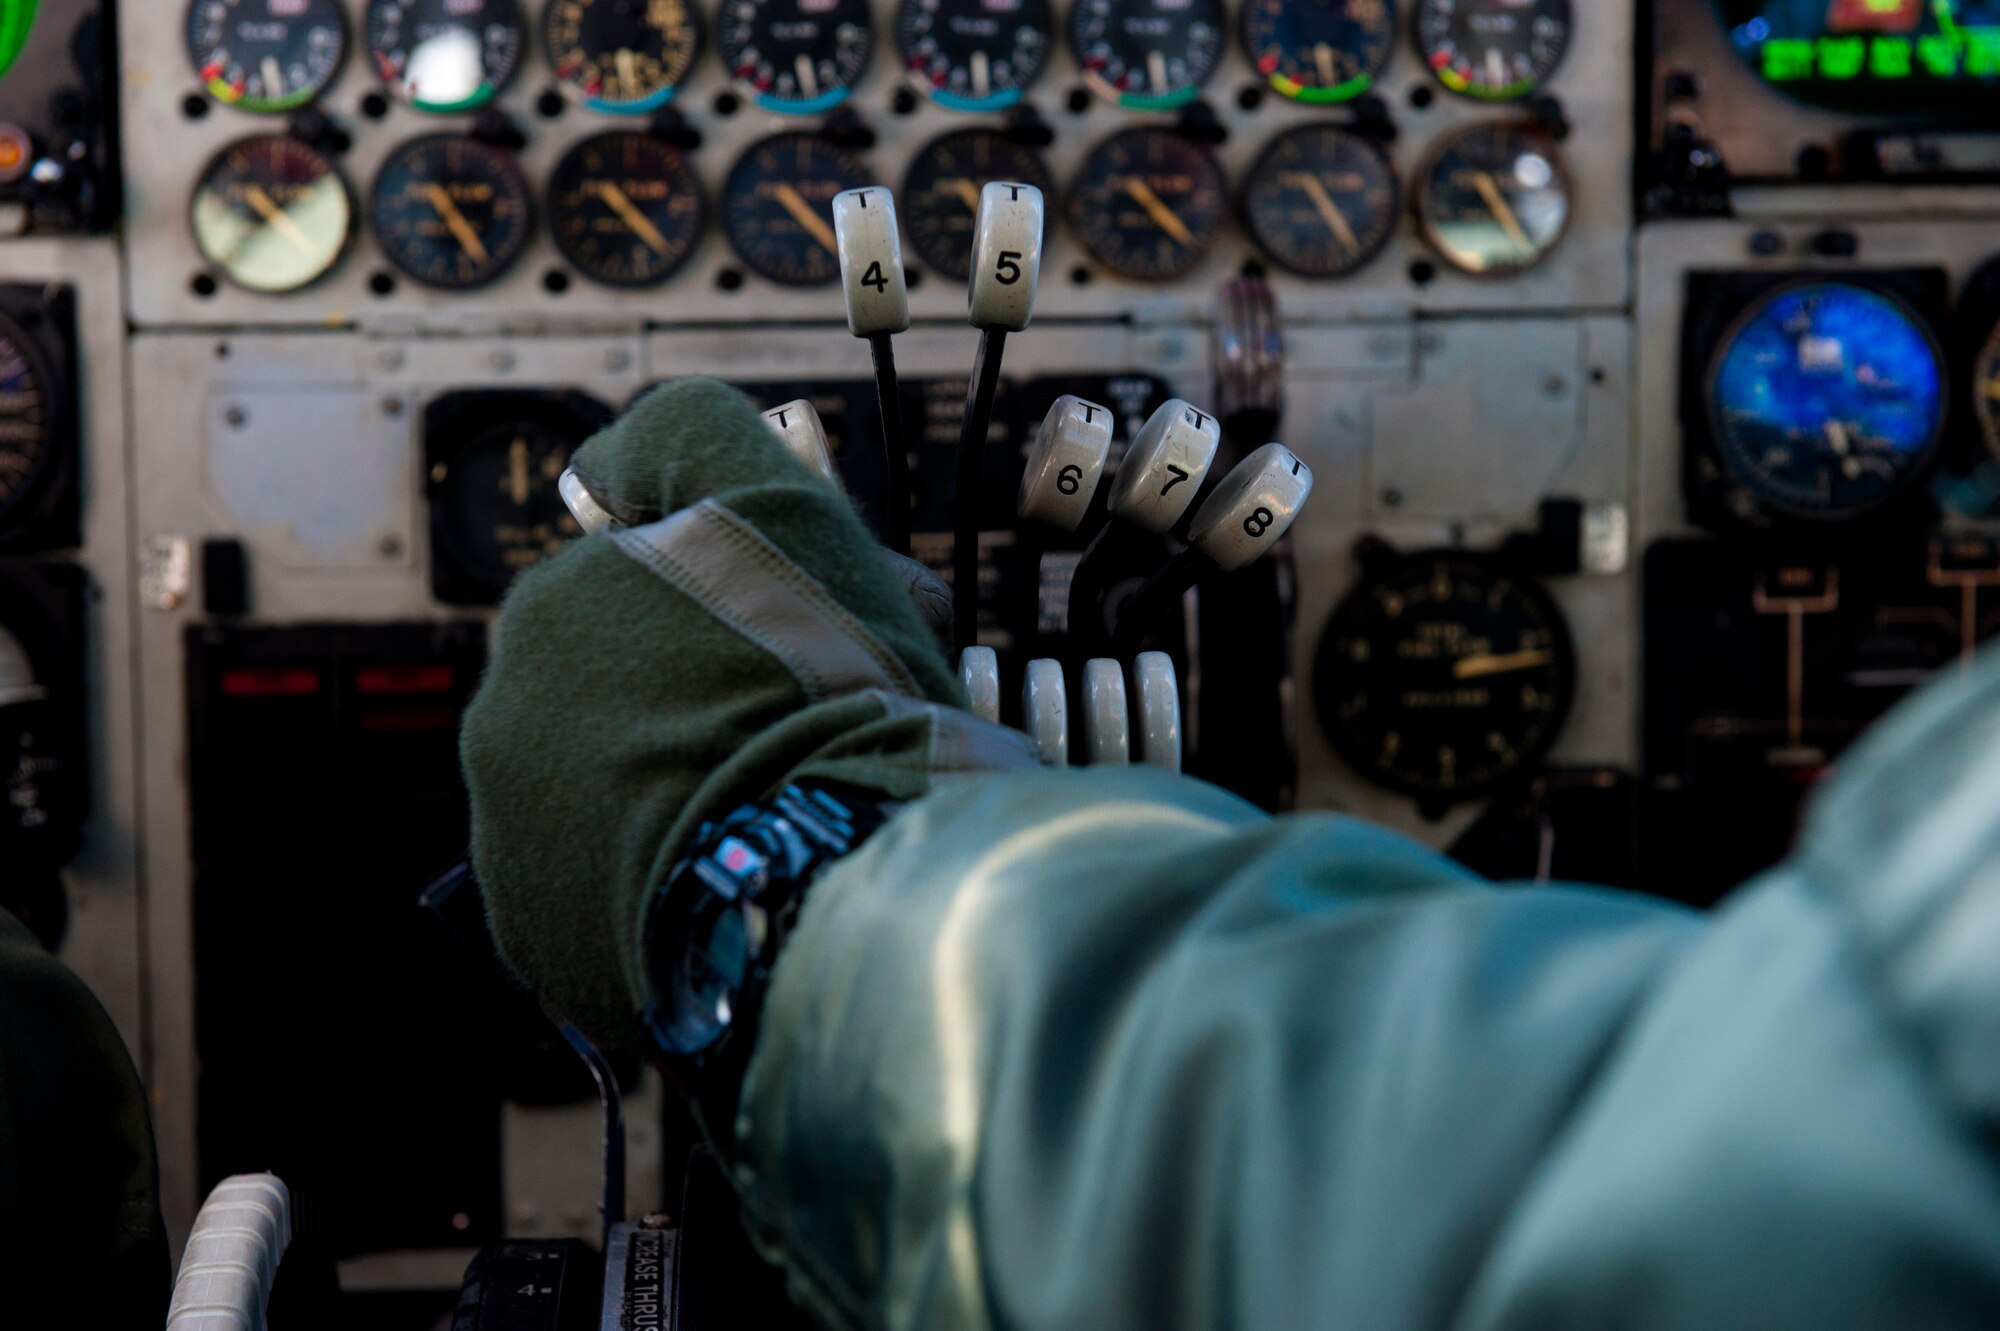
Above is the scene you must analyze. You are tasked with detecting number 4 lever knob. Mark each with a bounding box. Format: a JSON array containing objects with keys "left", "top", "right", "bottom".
[{"left": 833, "top": 187, "right": 914, "bottom": 555}]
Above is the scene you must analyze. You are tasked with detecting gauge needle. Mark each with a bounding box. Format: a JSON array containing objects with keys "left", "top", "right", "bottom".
[
  {"left": 617, "top": 46, "right": 639, "bottom": 93},
  {"left": 1825, "top": 419, "right": 1851, "bottom": 455},
  {"left": 594, "top": 180, "right": 670, "bottom": 255},
  {"left": 971, "top": 50, "right": 990, "bottom": 100},
  {"left": 422, "top": 183, "right": 489, "bottom": 263},
  {"left": 1314, "top": 42, "right": 1335, "bottom": 86},
  {"left": 949, "top": 178, "right": 982, "bottom": 212},
  {"left": 796, "top": 54, "right": 818, "bottom": 98},
  {"left": 1453, "top": 649, "right": 1554, "bottom": 680},
  {"left": 1471, "top": 171, "right": 1532, "bottom": 253},
  {"left": 1118, "top": 177, "right": 1194, "bottom": 246},
  {"left": 263, "top": 56, "right": 283, "bottom": 99},
  {"left": 508, "top": 437, "right": 530, "bottom": 506},
  {"left": 772, "top": 183, "right": 839, "bottom": 254},
  {"left": 243, "top": 184, "right": 316, "bottom": 257},
  {"left": 1148, "top": 49, "right": 1169, "bottom": 96},
  {"left": 1280, "top": 171, "right": 1360, "bottom": 252}
]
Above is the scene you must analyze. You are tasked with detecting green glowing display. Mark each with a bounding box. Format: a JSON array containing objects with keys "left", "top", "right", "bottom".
[{"left": 1720, "top": 0, "right": 2000, "bottom": 118}]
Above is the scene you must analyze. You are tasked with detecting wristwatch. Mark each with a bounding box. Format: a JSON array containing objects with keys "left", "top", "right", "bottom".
[{"left": 642, "top": 782, "right": 897, "bottom": 1134}]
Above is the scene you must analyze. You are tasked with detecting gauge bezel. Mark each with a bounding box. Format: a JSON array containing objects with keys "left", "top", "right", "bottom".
[
  {"left": 1701, "top": 279, "right": 1950, "bottom": 526},
  {"left": 1314, "top": 546, "right": 1578, "bottom": 801},
  {"left": 1067, "top": 125, "right": 1229, "bottom": 284},
  {"left": 1237, "top": 0, "right": 1395, "bottom": 106},
  {"left": 0, "top": 308, "right": 60, "bottom": 526},
  {"left": 188, "top": 133, "right": 358, "bottom": 295},
  {"left": 718, "top": 131, "right": 872, "bottom": 288},
  {"left": 546, "top": 130, "right": 708, "bottom": 288},
  {"left": 1239, "top": 123, "right": 1400, "bottom": 280},
  {"left": 369, "top": 132, "right": 536, "bottom": 292},
  {"left": 900, "top": 127, "right": 1056, "bottom": 281},
  {"left": 1410, "top": 0, "right": 1571, "bottom": 102},
  {"left": 186, "top": 0, "right": 350, "bottom": 114},
  {"left": 541, "top": 0, "right": 703, "bottom": 114},
  {"left": 364, "top": 0, "right": 528, "bottom": 114},
  {"left": 1411, "top": 119, "right": 1574, "bottom": 279}
]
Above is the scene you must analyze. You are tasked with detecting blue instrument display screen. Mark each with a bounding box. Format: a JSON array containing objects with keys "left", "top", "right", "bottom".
[
  {"left": 1705, "top": 282, "right": 1946, "bottom": 521},
  {"left": 1715, "top": 0, "right": 2000, "bottom": 120}
]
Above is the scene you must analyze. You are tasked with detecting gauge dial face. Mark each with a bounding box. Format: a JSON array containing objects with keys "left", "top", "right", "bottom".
[
  {"left": 433, "top": 420, "right": 585, "bottom": 593},
  {"left": 1240, "top": 0, "right": 1394, "bottom": 104},
  {"left": 187, "top": 0, "right": 349, "bottom": 113},
  {"left": 543, "top": 0, "right": 701, "bottom": 113},
  {"left": 366, "top": 0, "right": 526, "bottom": 112},
  {"left": 191, "top": 134, "right": 355, "bottom": 293},
  {"left": 1069, "top": 0, "right": 1226, "bottom": 109},
  {"left": 548, "top": 131, "right": 706, "bottom": 287},
  {"left": 717, "top": 0, "right": 874, "bottom": 114},
  {"left": 1242, "top": 124, "right": 1398, "bottom": 278},
  {"left": 1414, "top": 121, "right": 1570, "bottom": 277},
  {"left": 1706, "top": 283, "right": 1946, "bottom": 522},
  {"left": 721, "top": 132, "right": 872, "bottom": 286},
  {"left": 371, "top": 134, "right": 533, "bottom": 289},
  {"left": 901, "top": 129, "right": 1053, "bottom": 280},
  {"left": 1068, "top": 127, "right": 1227, "bottom": 283},
  {"left": 1315, "top": 550, "right": 1575, "bottom": 800},
  {"left": 0, "top": 315, "right": 54, "bottom": 521},
  {"left": 1412, "top": 0, "right": 1570, "bottom": 100},
  {"left": 897, "top": 0, "right": 1055, "bottom": 111}
]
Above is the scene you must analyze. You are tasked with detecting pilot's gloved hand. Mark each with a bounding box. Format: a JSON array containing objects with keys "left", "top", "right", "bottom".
[{"left": 459, "top": 376, "right": 1034, "bottom": 1056}]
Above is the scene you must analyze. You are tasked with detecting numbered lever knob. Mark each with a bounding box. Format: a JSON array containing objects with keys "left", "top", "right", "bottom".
[
  {"left": 967, "top": 181, "right": 1045, "bottom": 331},
  {"left": 958, "top": 646, "right": 1002, "bottom": 724},
  {"left": 1131, "top": 652, "right": 1181, "bottom": 773},
  {"left": 558, "top": 467, "right": 618, "bottom": 536},
  {"left": 1022, "top": 658, "right": 1068, "bottom": 766},
  {"left": 832, "top": 187, "right": 911, "bottom": 337},
  {"left": 1082, "top": 658, "right": 1130, "bottom": 766},
  {"left": 1186, "top": 441, "right": 1314, "bottom": 569},
  {"left": 1019, "top": 395, "right": 1115, "bottom": 532},
  {"left": 1108, "top": 399, "right": 1223, "bottom": 534},
  {"left": 762, "top": 399, "right": 840, "bottom": 485}
]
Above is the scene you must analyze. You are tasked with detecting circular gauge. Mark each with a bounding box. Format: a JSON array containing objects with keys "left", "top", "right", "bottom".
[
  {"left": 0, "top": 313, "right": 56, "bottom": 523},
  {"left": 371, "top": 133, "right": 533, "bottom": 290},
  {"left": 720, "top": 132, "right": 872, "bottom": 287},
  {"left": 431, "top": 420, "right": 585, "bottom": 594},
  {"left": 1240, "top": 0, "right": 1394, "bottom": 104},
  {"left": 548, "top": 130, "right": 705, "bottom": 287},
  {"left": 1414, "top": 120, "right": 1571, "bottom": 277},
  {"left": 186, "top": 0, "right": 348, "bottom": 113},
  {"left": 716, "top": 0, "right": 874, "bottom": 115},
  {"left": 897, "top": 0, "right": 1055, "bottom": 111},
  {"left": 543, "top": 0, "right": 701, "bottom": 113},
  {"left": 1241, "top": 124, "right": 1398, "bottom": 279},
  {"left": 1314, "top": 548, "right": 1575, "bottom": 801},
  {"left": 365, "top": 0, "right": 526, "bottom": 112},
  {"left": 901, "top": 128, "right": 1054, "bottom": 280},
  {"left": 1069, "top": 0, "right": 1227, "bottom": 109},
  {"left": 1412, "top": 0, "right": 1569, "bottom": 100},
  {"left": 191, "top": 133, "right": 355, "bottom": 293},
  {"left": 1068, "top": 126, "right": 1227, "bottom": 283},
  {"left": 1705, "top": 283, "right": 1947, "bottom": 523},
  {"left": 1973, "top": 320, "right": 2000, "bottom": 456}
]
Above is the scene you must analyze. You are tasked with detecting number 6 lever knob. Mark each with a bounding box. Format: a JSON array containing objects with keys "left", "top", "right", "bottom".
[
  {"left": 833, "top": 186, "right": 914, "bottom": 554},
  {"left": 1019, "top": 394, "right": 1114, "bottom": 531}
]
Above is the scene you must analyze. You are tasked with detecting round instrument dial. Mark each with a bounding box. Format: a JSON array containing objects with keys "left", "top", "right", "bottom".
[
  {"left": 191, "top": 134, "right": 355, "bottom": 293},
  {"left": 901, "top": 128, "right": 1054, "bottom": 280},
  {"left": 1973, "top": 320, "right": 2000, "bottom": 457},
  {"left": 1241, "top": 124, "right": 1398, "bottom": 279},
  {"left": 431, "top": 420, "right": 585, "bottom": 594},
  {"left": 897, "top": 0, "right": 1054, "bottom": 111},
  {"left": 543, "top": 0, "right": 701, "bottom": 113},
  {"left": 0, "top": 313, "right": 56, "bottom": 522},
  {"left": 721, "top": 132, "right": 872, "bottom": 287},
  {"left": 1705, "top": 283, "right": 1946, "bottom": 523},
  {"left": 1068, "top": 127, "right": 1227, "bottom": 283},
  {"left": 186, "top": 0, "right": 349, "bottom": 113},
  {"left": 1315, "top": 549, "right": 1575, "bottom": 800},
  {"left": 1414, "top": 120, "right": 1571, "bottom": 277},
  {"left": 370, "top": 133, "right": 533, "bottom": 290},
  {"left": 717, "top": 0, "right": 874, "bottom": 115},
  {"left": 1240, "top": 0, "right": 1394, "bottom": 104},
  {"left": 1412, "top": 0, "right": 1570, "bottom": 100},
  {"left": 1069, "top": 0, "right": 1226, "bottom": 109},
  {"left": 548, "top": 130, "right": 706, "bottom": 287},
  {"left": 365, "top": 0, "right": 526, "bottom": 112}
]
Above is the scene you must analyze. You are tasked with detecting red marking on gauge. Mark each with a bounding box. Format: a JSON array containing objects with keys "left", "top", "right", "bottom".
[
  {"left": 202, "top": 61, "right": 224, "bottom": 81},
  {"left": 1428, "top": 48, "right": 1450, "bottom": 69},
  {"left": 1256, "top": 53, "right": 1279, "bottom": 75}
]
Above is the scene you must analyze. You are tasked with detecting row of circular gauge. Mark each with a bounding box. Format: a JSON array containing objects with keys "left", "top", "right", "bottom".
[
  {"left": 192, "top": 119, "right": 1572, "bottom": 292},
  {"left": 189, "top": 0, "right": 1571, "bottom": 118}
]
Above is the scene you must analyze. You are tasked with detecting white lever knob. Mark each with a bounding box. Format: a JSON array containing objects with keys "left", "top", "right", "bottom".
[
  {"left": 1131, "top": 652, "right": 1181, "bottom": 773},
  {"left": 558, "top": 467, "right": 617, "bottom": 535},
  {"left": 959, "top": 645, "right": 1001, "bottom": 723},
  {"left": 1186, "top": 442, "right": 1314, "bottom": 572},
  {"left": 832, "top": 187, "right": 911, "bottom": 337},
  {"left": 762, "top": 399, "right": 839, "bottom": 484},
  {"left": 1022, "top": 658, "right": 1068, "bottom": 766},
  {"left": 1082, "top": 658, "right": 1129, "bottom": 766},
  {"left": 1019, "top": 395, "right": 1114, "bottom": 532},
  {"left": 967, "top": 181, "right": 1044, "bottom": 331},
  {"left": 1107, "top": 399, "right": 1222, "bottom": 534}
]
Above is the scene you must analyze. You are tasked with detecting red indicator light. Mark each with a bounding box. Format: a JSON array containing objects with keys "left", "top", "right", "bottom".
[
  {"left": 221, "top": 667, "right": 321, "bottom": 698},
  {"left": 356, "top": 664, "right": 455, "bottom": 695}
]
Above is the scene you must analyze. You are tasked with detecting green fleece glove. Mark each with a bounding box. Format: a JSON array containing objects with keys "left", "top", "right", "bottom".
[{"left": 460, "top": 377, "right": 1035, "bottom": 1051}]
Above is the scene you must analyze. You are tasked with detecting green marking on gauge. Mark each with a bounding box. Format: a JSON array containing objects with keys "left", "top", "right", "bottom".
[{"left": 0, "top": 0, "right": 39, "bottom": 81}]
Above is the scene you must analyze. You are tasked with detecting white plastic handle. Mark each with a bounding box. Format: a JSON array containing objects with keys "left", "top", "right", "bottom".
[
  {"left": 1019, "top": 395, "right": 1114, "bottom": 532},
  {"left": 959, "top": 645, "right": 1001, "bottom": 723},
  {"left": 167, "top": 1173, "right": 292, "bottom": 1330},
  {"left": 832, "top": 187, "right": 911, "bottom": 338},
  {"left": 762, "top": 399, "right": 839, "bottom": 485},
  {"left": 1107, "top": 399, "right": 1222, "bottom": 535},
  {"left": 1186, "top": 442, "right": 1314, "bottom": 571},
  {"left": 1022, "top": 658, "right": 1068, "bottom": 766},
  {"left": 1130, "top": 652, "right": 1182, "bottom": 772},
  {"left": 967, "top": 181, "right": 1044, "bottom": 331},
  {"left": 1082, "top": 658, "right": 1130, "bottom": 766},
  {"left": 558, "top": 466, "right": 618, "bottom": 535}
]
